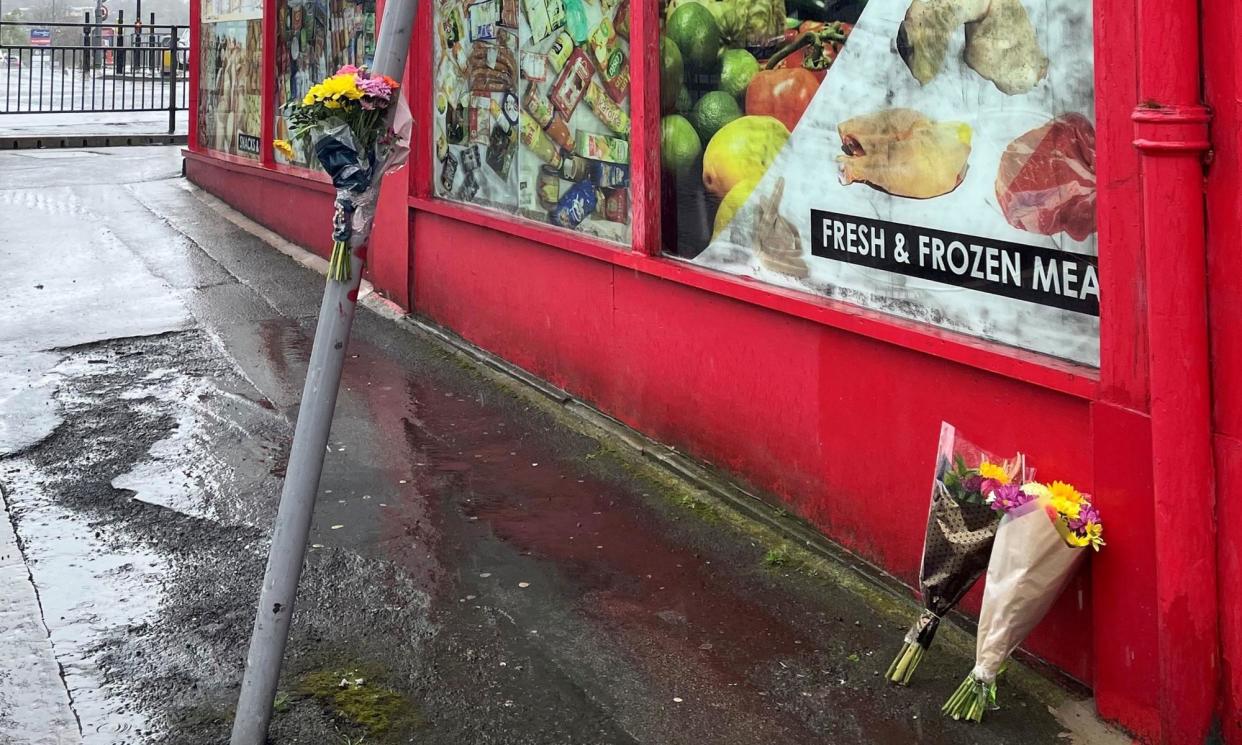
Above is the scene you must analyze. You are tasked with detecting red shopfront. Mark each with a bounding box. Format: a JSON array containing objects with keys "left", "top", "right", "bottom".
[{"left": 184, "top": 0, "right": 1242, "bottom": 739}]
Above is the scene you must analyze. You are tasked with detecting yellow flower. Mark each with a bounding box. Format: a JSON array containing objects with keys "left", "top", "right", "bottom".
[
  {"left": 1047, "top": 480, "right": 1084, "bottom": 521},
  {"left": 1086, "top": 522, "right": 1105, "bottom": 551},
  {"left": 318, "top": 73, "right": 364, "bottom": 101},
  {"left": 324, "top": 99, "right": 342, "bottom": 109},
  {"left": 273, "top": 139, "right": 294, "bottom": 159},
  {"left": 302, "top": 92, "right": 315, "bottom": 106},
  {"left": 977, "top": 461, "right": 1011, "bottom": 485}
]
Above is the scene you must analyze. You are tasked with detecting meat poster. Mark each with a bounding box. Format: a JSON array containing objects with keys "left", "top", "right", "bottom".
[{"left": 688, "top": 0, "right": 1098, "bottom": 365}]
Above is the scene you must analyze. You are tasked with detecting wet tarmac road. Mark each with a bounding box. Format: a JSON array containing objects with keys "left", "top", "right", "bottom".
[{"left": 0, "top": 148, "right": 1127, "bottom": 744}]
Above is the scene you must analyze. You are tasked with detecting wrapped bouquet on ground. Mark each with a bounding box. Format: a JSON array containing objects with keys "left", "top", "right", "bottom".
[
  {"left": 886, "top": 422, "right": 1030, "bottom": 685},
  {"left": 274, "top": 65, "right": 412, "bottom": 282},
  {"left": 942, "top": 478, "right": 1104, "bottom": 722}
]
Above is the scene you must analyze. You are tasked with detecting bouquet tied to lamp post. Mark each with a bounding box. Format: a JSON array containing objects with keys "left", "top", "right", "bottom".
[
  {"left": 274, "top": 65, "right": 411, "bottom": 281},
  {"left": 941, "top": 477, "right": 1105, "bottom": 722},
  {"left": 886, "top": 422, "right": 1029, "bottom": 685}
]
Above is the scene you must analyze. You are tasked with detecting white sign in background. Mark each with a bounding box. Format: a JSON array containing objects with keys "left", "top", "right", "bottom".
[{"left": 694, "top": 0, "right": 1099, "bottom": 366}]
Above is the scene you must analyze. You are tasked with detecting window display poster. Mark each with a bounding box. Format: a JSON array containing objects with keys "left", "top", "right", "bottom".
[
  {"left": 202, "top": 0, "right": 263, "bottom": 23},
  {"left": 199, "top": 20, "right": 263, "bottom": 159},
  {"left": 273, "top": 0, "right": 377, "bottom": 167},
  {"left": 662, "top": 0, "right": 1098, "bottom": 365},
  {"left": 431, "top": 0, "right": 633, "bottom": 244}
]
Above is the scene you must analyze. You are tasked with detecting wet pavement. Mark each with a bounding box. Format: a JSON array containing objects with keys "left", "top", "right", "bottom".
[{"left": 0, "top": 147, "right": 1131, "bottom": 744}]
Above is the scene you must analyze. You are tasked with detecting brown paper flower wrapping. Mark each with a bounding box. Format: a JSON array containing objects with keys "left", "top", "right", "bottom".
[{"left": 971, "top": 503, "right": 1086, "bottom": 684}]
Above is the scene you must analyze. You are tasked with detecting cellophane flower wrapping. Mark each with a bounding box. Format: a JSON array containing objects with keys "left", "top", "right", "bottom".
[
  {"left": 279, "top": 68, "right": 412, "bottom": 281},
  {"left": 886, "top": 422, "right": 1028, "bottom": 685}
]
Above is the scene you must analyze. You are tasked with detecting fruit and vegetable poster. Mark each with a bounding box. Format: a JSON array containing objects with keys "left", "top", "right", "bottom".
[
  {"left": 661, "top": 0, "right": 1099, "bottom": 365},
  {"left": 431, "top": 0, "right": 634, "bottom": 241}
]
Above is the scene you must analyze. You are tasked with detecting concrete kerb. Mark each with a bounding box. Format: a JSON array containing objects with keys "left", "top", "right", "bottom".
[
  {"left": 180, "top": 176, "right": 1124, "bottom": 741},
  {"left": 0, "top": 134, "right": 187, "bottom": 150}
]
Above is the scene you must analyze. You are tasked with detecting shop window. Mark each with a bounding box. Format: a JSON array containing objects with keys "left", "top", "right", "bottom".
[
  {"left": 431, "top": 0, "right": 633, "bottom": 244},
  {"left": 658, "top": 0, "right": 1099, "bottom": 367},
  {"left": 273, "top": 0, "right": 378, "bottom": 167},
  {"left": 198, "top": 0, "right": 265, "bottom": 159}
]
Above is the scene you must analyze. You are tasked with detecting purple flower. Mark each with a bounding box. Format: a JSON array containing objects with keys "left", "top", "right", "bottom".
[
  {"left": 358, "top": 76, "right": 393, "bottom": 100},
  {"left": 989, "top": 483, "right": 1033, "bottom": 513},
  {"left": 963, "top": 474, "right": 983, "bottom": 494},
  {"left": 1068, "top": 501, "right": 1101, "bottom": 531}
]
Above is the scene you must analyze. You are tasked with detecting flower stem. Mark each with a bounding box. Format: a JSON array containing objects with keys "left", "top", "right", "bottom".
[
  {"left": 885, "top": 641, "right": 925, "bottom": 685},
  {"left": 941, "top": 673, "right": 994, "bottom": 723},
  {"left": 328, "top": 240, "right": 351, "bottom": 282}
]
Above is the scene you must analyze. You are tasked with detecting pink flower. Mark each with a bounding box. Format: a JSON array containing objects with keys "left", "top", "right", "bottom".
[
  {"left": 358, "top": 76, "right": 394, "bottom": 100},
  {"left": 336, "top": 64, "right": 359, "bottom": 75}
]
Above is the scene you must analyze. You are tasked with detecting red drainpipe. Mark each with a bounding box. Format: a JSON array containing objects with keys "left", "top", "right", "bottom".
[{"left": 1132, "top": 0, "right": 1218, "bottom": 740}]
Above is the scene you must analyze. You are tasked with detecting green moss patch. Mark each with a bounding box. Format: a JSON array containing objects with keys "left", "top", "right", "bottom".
[{"left": 298, "top": 667, "right": 422, "bottom": 737}]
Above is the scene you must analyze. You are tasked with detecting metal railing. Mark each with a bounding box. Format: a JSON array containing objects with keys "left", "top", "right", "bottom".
[{"left": 0, "top": 19, "right": 187, "bottom": 133}]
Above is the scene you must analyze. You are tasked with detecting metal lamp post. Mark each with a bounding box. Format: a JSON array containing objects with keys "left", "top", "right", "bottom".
[{"left": 227, "top": 0, "right": 418, "bottom": 740}]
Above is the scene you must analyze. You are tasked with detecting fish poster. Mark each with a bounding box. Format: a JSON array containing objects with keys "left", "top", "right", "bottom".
[{"left": 666, "top": 0, "right": 1098, "bottom": 365}]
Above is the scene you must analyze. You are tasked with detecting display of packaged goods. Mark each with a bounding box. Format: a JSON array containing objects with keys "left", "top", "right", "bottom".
[
  {"left": 587, "top": 16, "right": 614, "bottom": 65},
  {"left": 589, "top": 24, "right": 629, "bottom": 103},
  {"left": 559, "top": 154, "right": 589, "bottom": 181},
  {"left": 584, "top": 82, "right": 630, "bottom": 135},
  {"left": 440, "top": 151, "right": 459, "bottom": 192},
  {"left": 549, "top": 48, "right": 595, "bottom": 118},
  {"left": 519, "top": 112, "right": 564, "bottom": 167},
  {"left": 522, "top": 0, "right": 565, "bottom": 43},
  {"left": 613, "top": 0, "right": 628, "bottom": 36},
  {"left": 522, "top": 84, "right": 554, "bottom": 127},
  {"left": 499, "top": 0, "right": 518, "bottom": 28},
  {"left": 467, "top": 0, "right": 499, "bottom": 41},
  {"left": 549, "top": 180, "right": 599, "bottom": 228},
  {"left": 461, "top": 143, "right": 483, "bottom": 173},
  {"left": 546, "top": 32, "right": 574, "bottom": 72},
  {"left": 469, "top": 95, "right": 494, "bottom": 144},
  {"left": 593, "top": 187, "right": 629, "bottom": 223},
  {"left": 522, "top": 0, "right": 551, "bottom": 42},
  {"left": 574, "top": 131, "right": 628, "bottom": 163},
  {"left": 460, "top": 170, "right": 481, "bottom": 200},
  {"left": 589, "top": 159, "right": 629, "bottom": 188},
  {"left": 520, "top": 51, "right": 548, "bottom": 81},
  {"left": 487, "top": 122, "right": 516, "bottom": 178},
  {"left": 440, "top": 7, "right": 465, "bottom": 49},
  {"left": 500, "top": 90, "right": 520, "bottom": 126},
  {"left": 466, "top": 40, "right": 517, "bottom": 93},
  {"left": 446, "top": 101, "right": 467, "bottom": 143},
  {"left": 564, "top": 0, "right": 590, "bottom": 43},
  {"left": 537, "top": 165, "right": 561, "bottom": 208},
  {"left": 544, "top": 113, "right": 576, "bottom": 150}
]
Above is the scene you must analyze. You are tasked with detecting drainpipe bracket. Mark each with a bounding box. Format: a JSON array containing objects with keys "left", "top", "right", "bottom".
[{"left": 1132, "top": 103, "right": 1213, "bottom": 154}]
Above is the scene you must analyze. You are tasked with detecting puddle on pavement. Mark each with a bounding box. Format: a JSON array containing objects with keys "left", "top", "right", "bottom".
[
  {"left": 3, "top": 473, "right": 163, "bottom": 744},
  {"left": 110, "top": 369, "right": 286, "bottom": 524}
]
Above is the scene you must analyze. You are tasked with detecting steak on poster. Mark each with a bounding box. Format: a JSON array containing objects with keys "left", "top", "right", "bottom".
[{"left": 995, "top": 113, "right": 1097, "bottom": 242}]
